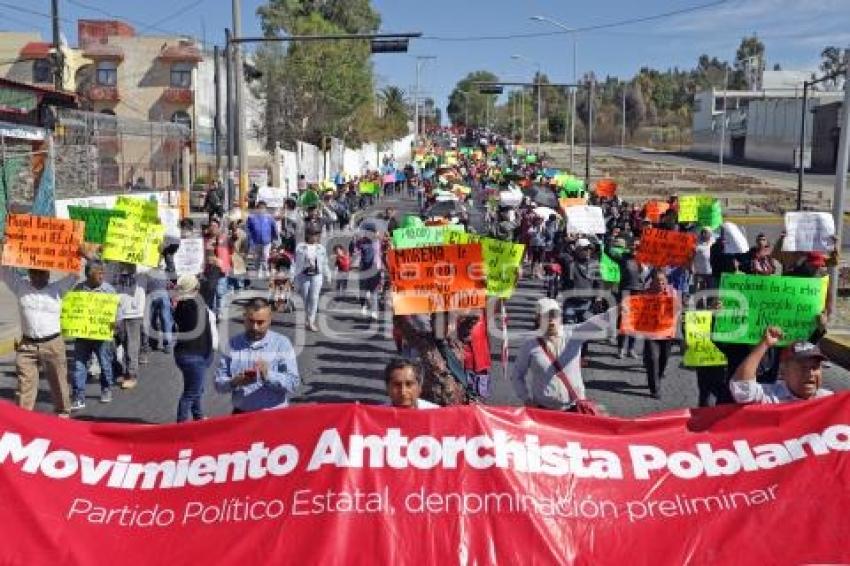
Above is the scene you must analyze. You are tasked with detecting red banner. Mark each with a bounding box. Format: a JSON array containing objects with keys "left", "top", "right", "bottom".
[{"left": 2, "top": 397, "right": 850, "bottom": 564}]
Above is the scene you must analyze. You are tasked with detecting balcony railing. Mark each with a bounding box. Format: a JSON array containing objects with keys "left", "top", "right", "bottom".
[
  {"left": 87, "top": 85, "right": 120, "bottom": 102},
  {"left": 162, "top": 87, "right": 193, "bottom": 105}
]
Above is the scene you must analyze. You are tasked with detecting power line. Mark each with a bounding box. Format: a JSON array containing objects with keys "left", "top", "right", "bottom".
[
  {"left": 141, "top": 0, "right": 208, "bottom": 34},
  {"left": 419, "top": 0, "right": 729, "bottom": 42},
  {"left": 0, "top": 1, "right": 73, "bottom": 24}
]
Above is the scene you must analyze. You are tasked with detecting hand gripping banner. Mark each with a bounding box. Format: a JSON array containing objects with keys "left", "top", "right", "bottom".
[{"left": 1, "top": 396, "right": 850, "bottom": 564}]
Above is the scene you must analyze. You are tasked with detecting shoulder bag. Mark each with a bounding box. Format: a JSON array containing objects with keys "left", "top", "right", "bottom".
[{"left": 536, "top": 337, "right": 601, "bottom": 415}]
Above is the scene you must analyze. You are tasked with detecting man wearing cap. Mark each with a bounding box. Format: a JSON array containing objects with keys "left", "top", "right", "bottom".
[
  {"left": 730, "top": 326, "right": 832, "bottom": 404},
  {"left": 512, "top": 297, "right": 612, "bottom": 411}
]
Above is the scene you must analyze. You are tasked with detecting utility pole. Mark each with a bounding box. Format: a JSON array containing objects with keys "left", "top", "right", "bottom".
[
  {"left": 585, "top": 79, "right": 594, "bottom": 188},
  {"left": 828, "top": 48, "right": 850, "bottom": 317},
  {"left": 213, "top": 45, "right": 222, "bottom": 176},
  {"left": 797, "top": 80, "right": 810, "bottom": 210},
  {"left": 225, "top": 28, "right": 234, "bottom": 212},
  {"left": 621, "top": 86, "right": 626, "bottom": 149},
  {"left": 520, "top": 90, "right": 525, "bottom": 142},
  {"left": 719, "top": 66, "right": 729, "bottom": 177},
  {"left": 51, "top": 0, "right": 63, "bottom": 90},
  {"left": 232, "top": 0, "right": 247, "bottom": 208},
  {"left": 536, "top": 70, "right": 542, "bottom": 151},
  {"left": 570, "top": 36, "right": 577, "bottom": 171},
  {"left": 414, "top": 56, "right": 436, "bottom": 140}
]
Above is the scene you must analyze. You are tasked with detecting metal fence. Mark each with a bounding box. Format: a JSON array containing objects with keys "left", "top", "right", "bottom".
[{"left": 54, "top": 108, "right": 190, "bottom": 194}]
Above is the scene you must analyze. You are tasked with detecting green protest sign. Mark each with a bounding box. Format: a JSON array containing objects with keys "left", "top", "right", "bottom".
[
  {"left": 358, "top": 181, "right": 378, "bottom": 195},
  {"left": 712, "top": 274, "right": 828, "bottom": 345},
  {"left": 442, "top": 231, "right": 525, "bottom": 298},
  {"left": 67, "top": 206, "right": 127, "bottom": 244},
  {"left": 698, "top": 199, "right": 723, "bottom": 229},
  {"left": 600, "top": 252, "right": 621, "bottom": 283},
  {"left": 392, "top": 224, "right": 464, "bottom": 249},
  {"left": 115, "top": 196, "right": 159, "bottom": 223},
  {"left": 678, "top": 196, "right": 714, "bottom": 222},
  {"left": 683, "top": 310, "right": 727, "bottom": 367}
]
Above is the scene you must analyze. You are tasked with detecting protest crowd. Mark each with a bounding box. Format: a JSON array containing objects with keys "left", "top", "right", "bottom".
[{"left": 1, "top": 128, "right": 840, "bottom": 422}]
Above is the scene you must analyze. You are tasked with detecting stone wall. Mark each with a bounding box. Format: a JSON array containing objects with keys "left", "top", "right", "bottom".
[{"left": 55, "top": 144, "right": 99, "bottom": 199}]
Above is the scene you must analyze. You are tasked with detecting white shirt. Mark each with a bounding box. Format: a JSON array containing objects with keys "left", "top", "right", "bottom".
[
  {"left": 512, "top": 312, "right": 610, "bottom": 410},
  {"left": 0, "top": 268, "right": 77, "bottom": 339},
  {"left": 693, "top": 239, "right": 714, "bottom": 275},
  {"left": 730, "top": 380, "right": 833, "bottom": 404}
]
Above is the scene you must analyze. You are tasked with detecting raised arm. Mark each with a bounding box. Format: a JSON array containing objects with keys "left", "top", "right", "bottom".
[{"left": 732, "top": 326, "right": 782, "bottom": 383}]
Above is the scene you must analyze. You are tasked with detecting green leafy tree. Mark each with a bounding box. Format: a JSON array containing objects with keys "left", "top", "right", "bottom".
[
  {"left": 447, "top": 70, "right": 500, "bottom": 128},
  {"left": 254, "top": 0, "right": 381, "bottom": 148}
]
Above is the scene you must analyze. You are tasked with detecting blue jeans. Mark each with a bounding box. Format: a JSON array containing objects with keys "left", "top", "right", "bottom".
[
  {"left": 296, "top": 273, "right": 323, "bottom": 324},
  {"left": 72, "top": 339, "right": 114, "bottom": 399},
  {"left": 175, "top": 353, "right": 212, "bottom": 422},
  {"left": 150, "top": 294, "right": 173, "bottom": 349},
  {"left": 209, "top": 278, "right": 229, "bottom": 316}
]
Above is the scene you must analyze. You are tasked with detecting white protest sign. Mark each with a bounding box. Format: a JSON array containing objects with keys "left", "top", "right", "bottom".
[
  {"left": 782, "top": 212, "right": 835, "bottom": 252},
  {"left": 722, "top": 222, "right": 749, "bottom": 254},
  {"left": 499, "top": 188, "right": 522, "bottom": 208},
  {"left": 565, "top": 205, "right": 606, "bottom": 234},
  {"left": 159, "top": 208, "right": 180, "bottom": 239},
  {"left": 257, "top": 186, "right": 287, "bottom": 209},
  {"left": 172, "top": 238, "right": 205, "bottom": 275}
]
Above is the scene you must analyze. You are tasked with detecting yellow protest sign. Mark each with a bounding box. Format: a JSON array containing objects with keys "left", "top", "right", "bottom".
[
  {"left": 678, "top": 195, "right": 715, "bottom": 223},
  {"left": 115, "top": 196, "right": 160, "bottom": 223},
  {"left": 102, "top": 217, "right": 165, "bottom": 267},
  {"left": 60, "top": 291, "right": 119, "bottom": 340},
  {"left": 443, "top": 231, "right": 525, "bottom": 298},
  {"left": 683, "top": 310, "right": 727, "bottom": 367}
]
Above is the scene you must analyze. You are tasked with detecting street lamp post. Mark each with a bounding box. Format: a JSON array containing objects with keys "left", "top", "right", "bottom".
[{"left": 531, "top": 15, "right": 577, "bottom": 170}]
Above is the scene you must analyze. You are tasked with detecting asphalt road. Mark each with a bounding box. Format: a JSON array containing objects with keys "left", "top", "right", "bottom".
[
  {"left": 597, "top": 146, "right": 838, "bottom": 191},
  {"left": 2, "top": 191, "right": 849, "bottom": 423}
]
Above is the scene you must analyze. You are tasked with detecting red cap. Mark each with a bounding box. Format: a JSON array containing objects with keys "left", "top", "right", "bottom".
[{"left": 807, "top": 252, "right": 827, "bottom": 268}]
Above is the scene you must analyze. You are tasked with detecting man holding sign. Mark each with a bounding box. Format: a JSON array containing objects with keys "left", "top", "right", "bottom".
[
  {"left": 70, "top": 261, "right": 117, "bottom": 410},
  {"left": 0, "top": 262, "right": 81, "bottom": 418}
]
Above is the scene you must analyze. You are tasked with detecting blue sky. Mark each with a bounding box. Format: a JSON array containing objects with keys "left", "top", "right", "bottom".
[{"left": 5, "top": 0, "right": 849, "bottom": 114}]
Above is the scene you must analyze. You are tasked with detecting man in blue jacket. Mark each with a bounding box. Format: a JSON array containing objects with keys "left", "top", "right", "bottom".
[{"left": 246, "top": 201, "right": 278, "bottom": 278}]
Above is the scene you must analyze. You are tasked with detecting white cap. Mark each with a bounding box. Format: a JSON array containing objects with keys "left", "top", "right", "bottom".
[
  {"left": 536, "top": 297, "right": 562, "bottom": 315},
  {"left": 576, "top": 238, "right": 592, "bottom": 248}
]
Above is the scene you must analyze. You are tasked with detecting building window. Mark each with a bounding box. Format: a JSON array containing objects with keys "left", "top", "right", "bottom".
[
  {"left": 33, "top": 59, "right": 51, "bottom": 83},
  {"left": 96, "top": 61, "right": 118, "bottom": 86},
  {"left": 170, "top": 63, "right": 192, "bottom": 88},
  {"left": 171, "top": 110, "right": 191, "bottom": 129}
]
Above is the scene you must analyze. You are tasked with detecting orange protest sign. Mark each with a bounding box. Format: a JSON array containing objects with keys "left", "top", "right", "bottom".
[
  {"left": 388, "top": 244, "right": 486, "bottom": 315},
  {"left": 559, "top": 197, "right": 588, "bottom": 210},
  {"left": 1, "top": 214, "right": 84, "bottom": 273},
  {"left": 635, "top": 227, "right": 697, "bottom": 268},
  {"left": 644, "top": 201, "right": 670, "bottom": 224},
  {"left": 620, "top": 293, "right": 679, "bottom": 338},
  {"left": 595, "top": 178, "right": 617, "bottom": 198}
]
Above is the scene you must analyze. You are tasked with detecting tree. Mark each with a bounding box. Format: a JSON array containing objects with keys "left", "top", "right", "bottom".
[
  {"left": 254, "top": 0, "right": 381, "bottom": 148},
  {"left": 446, "top": 70, "right": 500, "bottom": 128},
  {"left": 377, "top": 86, "right": 408, "bottom": 139},
  {"left": 258, "top": 0, "right": 380, "bottom": 35},
  {"left": 732, "top": 35, "right": 765, "bottom": 90},
  {"left": 624, "top": 81, "right": 646, "bottom": 136}
]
